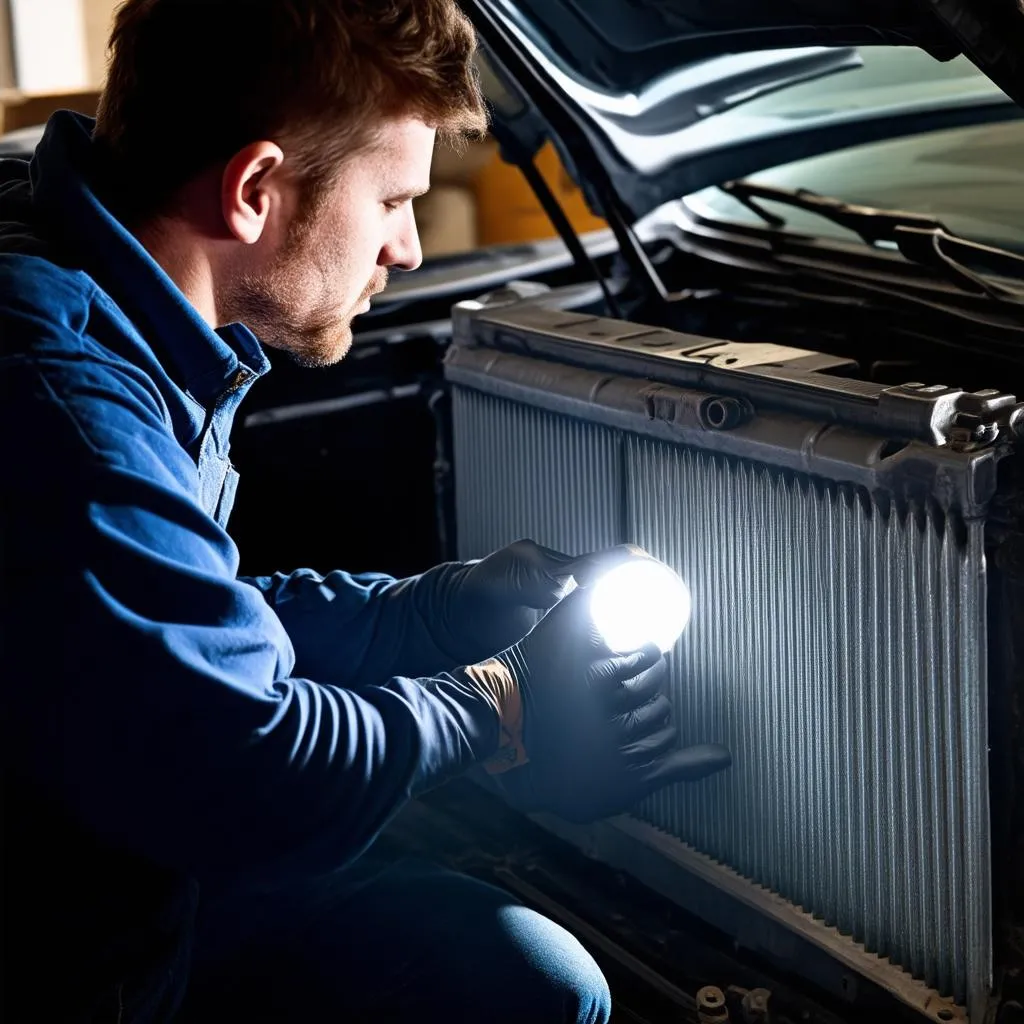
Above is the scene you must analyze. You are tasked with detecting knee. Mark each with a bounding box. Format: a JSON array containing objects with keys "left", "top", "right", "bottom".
[
  {"left": 495, "top": 905, "right": 611, "bottom": 1024},
  {"left": 557, "top": 939, "right": 611, "bottom": 1024}
]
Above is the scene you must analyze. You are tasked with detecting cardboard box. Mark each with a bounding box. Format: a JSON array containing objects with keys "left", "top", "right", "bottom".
[
  {"left": 0, "top": 88, "right": 100, "bottom": 134},
  {"left": 416, "top": 185, "right": 478, "bottom": 257},
  {"left": 474, "top": 140, "right": 607, "bottom": 246}
]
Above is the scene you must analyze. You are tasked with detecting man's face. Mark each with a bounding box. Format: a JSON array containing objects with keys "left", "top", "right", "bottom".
[{"left": 225, "top": 116, "right": 434, "bottom": 367}]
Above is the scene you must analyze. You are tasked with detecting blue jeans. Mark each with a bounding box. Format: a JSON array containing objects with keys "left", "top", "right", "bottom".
[{"left": 181, "top": 854, "right": 611, "bottom": 1023}]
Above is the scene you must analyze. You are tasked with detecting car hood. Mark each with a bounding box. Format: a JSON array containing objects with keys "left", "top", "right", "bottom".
[{"left": 464, "top": 0, "right": 1024, "bottom": 224}]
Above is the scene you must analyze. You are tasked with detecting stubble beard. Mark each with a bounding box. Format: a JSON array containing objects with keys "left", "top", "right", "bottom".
[
  {"left": 228, "top": 255, "right": 387, "bottom": 370},
  {"left": 224, "top": 195, "right": 387, "bottom": 369},
  {"left": 284, "top": 272, "right": 387, "bottom": 368}
]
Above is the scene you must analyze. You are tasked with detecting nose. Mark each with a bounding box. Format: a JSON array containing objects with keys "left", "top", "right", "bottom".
[{"left": 380, "top": 203, "right": 423, "bottom": 272}]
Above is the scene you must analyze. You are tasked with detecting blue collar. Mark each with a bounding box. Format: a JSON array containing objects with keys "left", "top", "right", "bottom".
[{"left": 30, "top": 111, "right": 270, "bottom": 405}]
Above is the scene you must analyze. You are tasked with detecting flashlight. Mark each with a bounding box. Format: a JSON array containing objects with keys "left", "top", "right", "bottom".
[{"left": 589, "top": 557, "right": 692, "bottom": 654}]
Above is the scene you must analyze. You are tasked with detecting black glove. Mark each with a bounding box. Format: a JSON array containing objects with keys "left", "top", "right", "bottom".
[
  {"left": 417, "top": 539, "right": 579, "bottom": 667},
  {"left": 475, "top": 557, "right": 731, "bottom": 823}
]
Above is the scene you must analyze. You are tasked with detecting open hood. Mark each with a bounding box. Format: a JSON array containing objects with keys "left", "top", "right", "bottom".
[{"left": 463, "top": 0, "right": 1024, "bottom": 228}]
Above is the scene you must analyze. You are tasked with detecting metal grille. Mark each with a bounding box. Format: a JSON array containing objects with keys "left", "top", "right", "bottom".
[
  {"left": 452, "top": 387, "right": 991, "bottom": 1017},
  {"left": 453, "top": 391, "right": 622, "bottom": 558}
]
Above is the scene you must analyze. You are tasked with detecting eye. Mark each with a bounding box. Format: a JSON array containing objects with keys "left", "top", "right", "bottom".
[{"left": 382, "top": 198, "right": 405, "bottom": 213}]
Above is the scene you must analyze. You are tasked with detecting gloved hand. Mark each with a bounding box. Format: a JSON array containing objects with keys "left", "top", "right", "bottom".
[
  {"left": 463, "top": 549, "right": 731, "bottom": 823},
  {"left": 393, "top": 539, "right": 580, "bottom": 674}
]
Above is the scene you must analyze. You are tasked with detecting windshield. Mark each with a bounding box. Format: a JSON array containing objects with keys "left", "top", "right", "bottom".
[{"left": 682, "top": 47, "right": 1024, "bottom": 252}]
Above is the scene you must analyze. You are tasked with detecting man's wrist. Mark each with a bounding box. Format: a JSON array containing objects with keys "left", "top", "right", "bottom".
[{"left": 463, "top": 656, "right": 529, "bottom": 775}]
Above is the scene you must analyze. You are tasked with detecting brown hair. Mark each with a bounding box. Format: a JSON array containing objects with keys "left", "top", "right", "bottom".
[{"left": 94, "top": 0, "right": 489, "bottom": 218}]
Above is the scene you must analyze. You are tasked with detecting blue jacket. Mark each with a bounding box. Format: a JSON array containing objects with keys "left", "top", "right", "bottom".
[{"left": 0, "top": 112, "right": 500, "bottom": 1022}]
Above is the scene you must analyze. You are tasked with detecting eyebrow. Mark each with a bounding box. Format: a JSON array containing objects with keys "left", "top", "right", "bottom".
[{"left": 385, "top": 185, "right": 431, "bottom": 202}]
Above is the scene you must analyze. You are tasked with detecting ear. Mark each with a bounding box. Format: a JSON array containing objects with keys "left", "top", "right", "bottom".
[{"left": 220, "top": 141, "right": 286, "bottom": 245}]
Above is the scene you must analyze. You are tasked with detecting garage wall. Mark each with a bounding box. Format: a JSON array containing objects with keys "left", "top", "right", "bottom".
[
  {"left": 9, "top": 0, "right": 89, "bottom": 91},
  {"left": 82, "top": 0, "right": 117, "bottom": 87},
  {"left": 4, "top": 0, "right": 115, "bottom": 92},
  {"left": 0, "top": 2, "right": 14, "bottom": 90}
]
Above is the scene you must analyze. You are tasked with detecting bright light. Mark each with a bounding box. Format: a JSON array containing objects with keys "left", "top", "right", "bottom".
[{"left": 589, "top": 558, "right": 692, "bottom": 654}]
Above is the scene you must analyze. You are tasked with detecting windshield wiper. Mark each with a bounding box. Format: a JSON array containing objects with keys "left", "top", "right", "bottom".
[
  {"left": 719, "top": 179, "right": 1024, "bottom": 300},
  {"left": 720, "top": 179, "right": 950, "bottom": 244}
]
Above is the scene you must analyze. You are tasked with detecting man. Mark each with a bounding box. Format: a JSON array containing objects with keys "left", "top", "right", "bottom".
[{"left": 0, "top": 2, "right": 731, "bottom": 1021}]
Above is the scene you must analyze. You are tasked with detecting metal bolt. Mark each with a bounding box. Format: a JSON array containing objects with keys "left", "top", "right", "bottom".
[
  {"left": 697, "top": 985, "right": 730, "bottom": 1023},
  {"left": 741, "top": 987, "right": 772, "bottom": 1022},
  {"left": 948, "top": 416, "right": 1000, "bottom": 451}
]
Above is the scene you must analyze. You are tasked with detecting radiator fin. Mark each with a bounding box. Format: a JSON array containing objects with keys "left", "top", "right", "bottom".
[
  {"left": 452, "top": 388, "right": 990, "bottom": 1016},
  {"left": 453, "top": 391, "right": 622, "bottom": 558},
  {"left": 624, "top": 435, "right": 989, "bottom": 1008}
]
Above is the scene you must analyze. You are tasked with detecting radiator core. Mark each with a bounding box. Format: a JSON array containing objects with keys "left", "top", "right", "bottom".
[{"left": 446, "top": 306, "right": 1010, "bottom": 1023}]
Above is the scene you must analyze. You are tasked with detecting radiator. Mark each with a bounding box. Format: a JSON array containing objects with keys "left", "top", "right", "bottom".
[{"left": 445, "top": 290, "right": 1024, "bottom": 1024}]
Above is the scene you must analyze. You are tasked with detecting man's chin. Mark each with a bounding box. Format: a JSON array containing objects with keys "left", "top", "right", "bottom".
[{"left": 280, "top": 322, "right": 354, "bottom": 369}]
